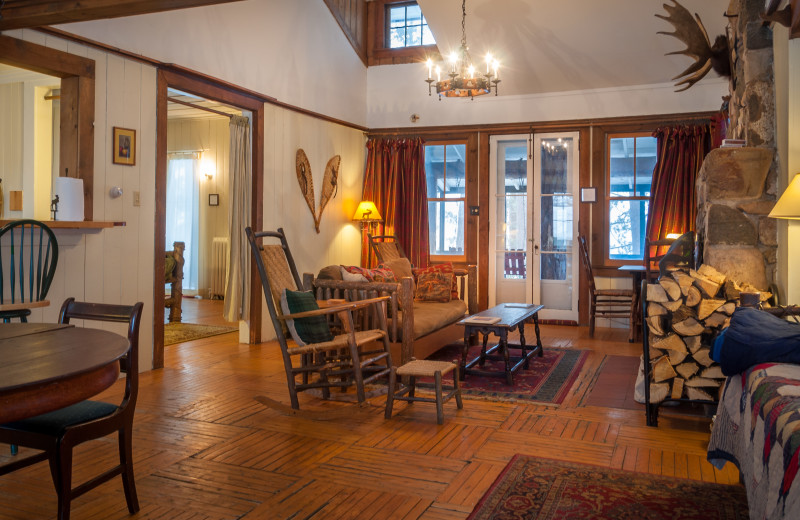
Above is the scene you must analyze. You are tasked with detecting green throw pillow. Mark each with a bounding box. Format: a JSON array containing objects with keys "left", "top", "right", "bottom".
[{"left": 280, "top": 289, "right": 334, "bottom": 346}]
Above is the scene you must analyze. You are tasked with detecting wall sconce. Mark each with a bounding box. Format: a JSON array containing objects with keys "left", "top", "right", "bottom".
[
  {"left": 769, "top": 173, "right": 800, "bottom": 220},
  {"left": 200, "top": 157, "right": 216, "bottom": 181},
  {"left": 352, "top": 200, "right": 383, "bottom": 234}
]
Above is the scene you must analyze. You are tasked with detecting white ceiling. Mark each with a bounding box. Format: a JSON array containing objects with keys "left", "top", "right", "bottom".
[{"left": 417, "top": 0, "right": 732, "bottom": 97}]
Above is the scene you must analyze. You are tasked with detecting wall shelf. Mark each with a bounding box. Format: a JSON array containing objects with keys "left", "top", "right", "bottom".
[{"left": 0, "top": 220, "right": 125, "bottom": 229}]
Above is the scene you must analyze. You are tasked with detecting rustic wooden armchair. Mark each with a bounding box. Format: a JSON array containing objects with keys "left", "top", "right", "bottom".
[
  {"left": 0, "top": 298, "right": 144, "bottom": 520},
  {"left": 577, "top": 235, "right": 634, "bottom": 337},
  {"left": 246, "top": 227, "right": 393, "bottom": 409},
  {"left": 0, "top": 219, "right": 58, "bottom": 322},
  {"left": 368, "top": 234, "right": 408, "bottom": 265}
]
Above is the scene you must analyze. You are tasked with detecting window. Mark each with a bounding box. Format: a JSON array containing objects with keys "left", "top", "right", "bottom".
[
  {"left": 425, "top": 142, "right": 466, "bottom": 260},
  {"left": 386, "top": 2, "right": 435, "bottom": 49},
  {"left": 606, "top": 133, "right": 656, "bottom": 261}
]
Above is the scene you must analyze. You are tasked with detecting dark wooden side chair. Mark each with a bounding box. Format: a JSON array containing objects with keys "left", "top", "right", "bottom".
[
  {"left": 0, "top": 219, "right": 59, "bottom": 322},
  {"left": 577, "top": 235, "right": 634, "bottom": 338},
  {"left": 246, "top": 227, "right": 393, "bottom": 409},
  {"left": 645, "top": 232, "right": 696, "bottom": 281},
  {"left": 0, "top": 298, "right": 144, "bottom": 520}
]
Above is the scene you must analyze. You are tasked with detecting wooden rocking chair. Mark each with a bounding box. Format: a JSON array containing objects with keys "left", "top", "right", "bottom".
[{"left": 246, "top": 227, "right": 393, "bottom": 409}]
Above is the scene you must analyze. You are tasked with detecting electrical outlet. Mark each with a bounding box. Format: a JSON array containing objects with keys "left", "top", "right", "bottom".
[{"left": 133, "top": 191, "right": 141, "bottom": 207}]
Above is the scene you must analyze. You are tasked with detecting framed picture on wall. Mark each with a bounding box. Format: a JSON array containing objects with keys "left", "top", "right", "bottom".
[
  {"left": 209, "top": 193, "right": 220, "bottom": 206},
  {"left": 112, "top": 127, "right": 136, "bottom": 166}
]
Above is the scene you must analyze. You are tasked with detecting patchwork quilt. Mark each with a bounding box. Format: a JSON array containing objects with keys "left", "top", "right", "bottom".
[{"left": 708, "top": 363, "right": 800, "bottom": 519}]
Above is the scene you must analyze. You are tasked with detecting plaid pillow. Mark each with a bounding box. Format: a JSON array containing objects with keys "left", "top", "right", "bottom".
[
  {"left": 414, "top": 262, "right": 458, "bottom": 299},
  {"left": 280, "top": 289, "right": 334, "bottom": 346},
  {"left": 415, "top": 271, "right": 453, "bottom": 302}
]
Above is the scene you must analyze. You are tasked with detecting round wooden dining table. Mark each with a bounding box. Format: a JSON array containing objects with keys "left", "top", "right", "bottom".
[{"left": 0, "top": 323, "right": 130, "bottom": 424}]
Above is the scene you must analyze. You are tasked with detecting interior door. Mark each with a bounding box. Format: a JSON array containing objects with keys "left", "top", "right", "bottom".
[{"left": 489, "top": 132, "right": 579, "bottom": 321}]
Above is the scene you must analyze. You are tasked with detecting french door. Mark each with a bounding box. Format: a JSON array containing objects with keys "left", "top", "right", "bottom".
[{"left": 489, "top": 132, "right": 580, "bottom": 321}]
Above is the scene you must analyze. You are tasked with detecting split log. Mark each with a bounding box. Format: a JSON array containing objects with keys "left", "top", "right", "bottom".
[
  {"left": 668, "top": 349, "right": 688, "bottom": 365},
  {"left": 653, "top": 334, "right": 687, "bottom": 353},
  {"left": 650, "top": 383, "right": 670, "bottom": 404},
  {"left": 660, "top": 278, "right": 682, "bottom": 301},
  {"left": 685, "top": 376, "right": 719, "bottom": 387},
  {"left": 704, "top": 312, "right": 728, "bottom": 328},
  {"left": 701, "top": 365, "right": 725, "bottom": 379},
  {"left": 662, "top": 300, "right": 683, "bottom": 312},
  {"left": 672, "top": 305, "right": 697, "bottom": 323},
  {"left": 672, "top": 318, "right": 705, "bottom": 336},
  {"left": 649, "top": 346, "right": 664, "bottom": 359},
  {"left": 647, "top": 303, "right": 668, "bottom": 317},
  {"left": 685, "top": 286, "right": 702, "bottom": 307},
  {"left": 693, "top": 347, "right": 714, "bottom": 367},
  {"left": 724, "top": 280, "right": 740, "bottom": 301},
  {"left": 697, "top": 299, "right": 726, "bottom": 320},
  {"left": 686, "top": 387, "right": 714, "bottom": 401},
  {"left": 671, "top": 378, "right": 685, "bottom": 400},
  {"left": 720, "top": 302, "right": 736, "bottom": 315},
  {"left": 652, "top": 356, "right": 677, "bottom": 382},
  {"left": 676, "top": 361, "right": 700, "bottom": 379},
  {"left": 692, "top": 274, "right": 721, "bottom": 298},
  {"left": 684, "top": 335, "right": 702, "bottom": 354},
  {"left": 647, "top": 316, "right": 666, "bottom": 336},
  {"left": 647, "top": 284, "right": 669, "bottom": 303},
  {"left": 672, "top": 271, "right": 695, "bottom": 294},
  {"left": 698, "top": 264, "right": 727, "bottom": 285}
]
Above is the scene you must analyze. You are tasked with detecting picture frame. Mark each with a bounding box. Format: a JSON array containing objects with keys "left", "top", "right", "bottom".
[
  {"left": 580, "top": 187, "right": 597, "bottom": 203},
  {"left": 112, "top": 127, "right": 136, "bottom": 166},
  {"left": 209, "top": 193, "right": 220, "bottom": 206}
]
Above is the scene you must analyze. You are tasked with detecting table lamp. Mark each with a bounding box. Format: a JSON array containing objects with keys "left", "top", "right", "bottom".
[
  {"left": 769, "top": 173, "right": 800, "bottom": 219},
  {"left": 352, "top": 200, "right": 383, "bottom": 234}
]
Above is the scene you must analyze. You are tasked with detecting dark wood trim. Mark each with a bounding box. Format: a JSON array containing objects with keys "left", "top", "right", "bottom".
[
  {"left": 577, "top": 127, "right": 591, "bottom": 326},
  {"left": 366, "top": 0, "right": 440, "bottom": 66},
  {"left": 0, "top": 34, "right": 95, "bottom": 220},
  {"left": 0, "top": 0, "right": 245, "bottom": 31},
  {"left": 466, "top": 132, "right": 479, "bottom": 268},
  {"left": 36, "top": 27, "right": 369, "bottom": 133},
  {"left": 478, "top": 132, "right": 490, "bottom": 311},
  {"left": 154, "top": 68, "right": 265, "bottom": 368},
  {"left": 323, "top": 0, "right": 368, "bottom": 66}
]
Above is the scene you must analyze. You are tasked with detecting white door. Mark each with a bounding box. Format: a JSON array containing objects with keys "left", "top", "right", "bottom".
[{"left": 489, "top": 132, "right": 580, "bottom": 321}]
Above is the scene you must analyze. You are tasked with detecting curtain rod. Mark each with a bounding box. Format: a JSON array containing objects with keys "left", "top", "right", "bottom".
[{"left": 167, "top": 96, "right": 234, "bottom": 119}]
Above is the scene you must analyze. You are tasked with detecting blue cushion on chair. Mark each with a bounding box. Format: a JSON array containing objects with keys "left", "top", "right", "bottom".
[{"left": 3, "top": 400, "right": 118, "bottom": 436}]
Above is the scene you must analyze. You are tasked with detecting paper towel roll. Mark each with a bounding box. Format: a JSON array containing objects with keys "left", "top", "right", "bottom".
[{"left": 54, "top": 177, "right": 84, "bottom": 221}]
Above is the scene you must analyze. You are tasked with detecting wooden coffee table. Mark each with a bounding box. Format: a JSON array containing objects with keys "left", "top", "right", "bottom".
[{"left": 457, "top": 303, "right": 545, "bottom": 385}]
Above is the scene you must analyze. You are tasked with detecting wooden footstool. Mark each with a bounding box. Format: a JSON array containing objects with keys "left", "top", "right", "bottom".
[{"left": 384, "top": 359, "right": 463, "bottom": 425}]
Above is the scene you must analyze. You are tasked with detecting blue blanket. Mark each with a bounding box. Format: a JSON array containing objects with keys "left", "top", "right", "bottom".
[{"left": 711, "top": 307, "right": 800, "bottom": 375}]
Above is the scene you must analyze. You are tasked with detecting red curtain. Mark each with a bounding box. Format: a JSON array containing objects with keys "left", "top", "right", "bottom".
[
  {"left": 645, "top": 124, "right": 711, "bottom": 245},
  {"left": 361, "top": 137, "right": 430, "bottom": 268}
]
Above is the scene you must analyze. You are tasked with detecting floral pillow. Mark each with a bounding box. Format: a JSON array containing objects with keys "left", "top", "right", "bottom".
[
  {"left": 414, "top": 262, "right": 459, "bottom": 299},
  {"left": 415, "top": 271, "right": 453, "bottom": 302}
]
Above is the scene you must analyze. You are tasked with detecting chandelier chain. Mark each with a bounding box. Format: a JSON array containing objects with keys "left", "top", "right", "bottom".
[{"left": 461, "top": 0, "right": 467, "bottom": 48}]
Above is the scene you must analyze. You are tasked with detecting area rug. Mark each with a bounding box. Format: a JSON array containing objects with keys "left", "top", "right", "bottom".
[
  {"left": 164, "top": 322, "right": 238, "bottom": 345},
  {"left": 419, "top": 344, "right": 588, "bottom": 405},
  {"left": 469, "top": 455, "right": 749, "bottom": 519}
]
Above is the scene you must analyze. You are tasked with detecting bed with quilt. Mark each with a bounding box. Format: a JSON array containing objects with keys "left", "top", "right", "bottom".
[{"left": 707, "top": 307, "right": 800, "bottom": 520}]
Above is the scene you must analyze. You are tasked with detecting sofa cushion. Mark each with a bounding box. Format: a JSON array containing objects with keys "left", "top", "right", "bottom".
[
  {"left": 341, "top": 265, "right": 397, "bottom": 283},
  {"left": 390, "top": 299, "right": 467, "bottom": 340},
  {"left": 415, "top": 262, "right": 459, "bottom": 299},
  {"left": 317, "top": 265, "right": 343, "bottom": 280},
  {"left": 279, "top": 289, "right": 334, "bottom": 346},
  {"left": 380, "top": 258, "right": 415, "bottom": 293},
  {"left": 415, "top": 270, "right": 453, "bottom": 302}
]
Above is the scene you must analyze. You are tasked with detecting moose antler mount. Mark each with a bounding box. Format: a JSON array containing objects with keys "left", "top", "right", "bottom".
[{"left": 656, "top": 0, "right": 732, "bottom": 92}]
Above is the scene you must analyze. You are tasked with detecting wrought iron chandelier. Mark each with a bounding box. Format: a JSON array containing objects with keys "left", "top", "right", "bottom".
[{"left": 425, "top": 0, "right": 500, "bottom": 100}]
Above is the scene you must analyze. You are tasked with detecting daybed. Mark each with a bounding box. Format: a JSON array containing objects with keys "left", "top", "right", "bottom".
[
  {"left": 303, "top": 263, "right": 477, "bottom": 365},
  {"left": 707, "top": 307, "right": 800, "bottom": 520}
]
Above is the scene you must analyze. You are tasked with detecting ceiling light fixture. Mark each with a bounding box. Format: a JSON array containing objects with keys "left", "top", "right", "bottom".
[{"left": 424, "top": 0, "right": 500, "bottom": 100}]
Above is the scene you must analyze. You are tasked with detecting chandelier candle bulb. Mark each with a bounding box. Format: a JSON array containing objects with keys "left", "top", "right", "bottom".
[
  {"left": 436, "top": 66, "right": 441, "bottom": 82},
  {"left": 427, "top": 59, "right": 432, "bottom": 79}
]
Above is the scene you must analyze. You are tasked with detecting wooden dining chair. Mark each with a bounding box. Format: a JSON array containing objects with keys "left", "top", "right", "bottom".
[
  {"left": 645, "top": 232, "right": 695, "bottom": 281},
  {"left": 577, "top": 235, "right": 634, "bottom": 338},
  {"left": 0, "top": 298, "right": 144, "bottom": 520},
  {"left": 0, "top": 219, "right": 59, "bottom": 322},
  {"left": 246, "top": 227, "right": 393, "bottom": 409}
]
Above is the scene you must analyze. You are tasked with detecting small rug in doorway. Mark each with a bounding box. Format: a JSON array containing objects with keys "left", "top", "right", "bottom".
[
  {"left": 583, "top": 354, "right": 642, "bottom": 410},
  {"left": 420, "top": 344, "right": 588, "bottom": 405},
  {"left": 164, "top": 322, "right": 238, "bottom": 345},
  {"left": 468, "top": 455, "right": 748, "bottom": 520}
]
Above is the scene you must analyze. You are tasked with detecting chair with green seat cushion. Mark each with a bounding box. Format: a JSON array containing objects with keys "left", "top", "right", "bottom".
[
  {"left": 246, "top": 226, "right": 394, "bottom": 409},
  {"left": 0, "top": 298, "right": 144, "bottom": 520}
]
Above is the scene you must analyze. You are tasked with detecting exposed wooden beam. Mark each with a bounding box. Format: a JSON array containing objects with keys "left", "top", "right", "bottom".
[{"left": 0, "top": 0, "right": 245, "bottom": 31}]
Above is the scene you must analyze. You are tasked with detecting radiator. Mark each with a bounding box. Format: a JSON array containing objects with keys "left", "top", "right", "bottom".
[{"left": 210, "top": 237, "right": 229, "bottom": 299}]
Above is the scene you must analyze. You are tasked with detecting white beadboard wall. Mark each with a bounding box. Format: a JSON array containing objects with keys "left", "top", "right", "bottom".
[
  {"left": 167, "top": 117, "right": 231, "bottom": 296},
  {"left": 5, "top": 28, "right": 157, "bottom": 371},
  {"left": 260, "top": 104, "right": 365, "bottom": 340}
]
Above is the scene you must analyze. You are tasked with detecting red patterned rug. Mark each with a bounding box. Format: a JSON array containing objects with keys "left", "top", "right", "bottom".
[
  {"left": 419, "top": 344, "right": 588, "bottom": 405},
  {"left": 469, "top": 455, "right": 748, "bottom": 519}
]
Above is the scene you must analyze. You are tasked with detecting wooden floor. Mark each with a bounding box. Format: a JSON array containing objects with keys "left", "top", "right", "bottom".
[{"left": 1, "top": 299, "right": 740, "bottom": 519}]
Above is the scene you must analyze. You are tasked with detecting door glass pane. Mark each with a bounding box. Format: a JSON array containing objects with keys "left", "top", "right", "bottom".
[
  {"left": 541, "top": 253, "right": 567, "bottom": 281},
  {"left": 540, "top": 138, "right": 571, "bottom": 194},
  {"left": 444, "top": 144, "right": 466, "bottom": 196},
  {"left": 609, "top": 199, "right": 649, "bottom": 260},
  {"left": 540, "top": 195, "right": 572, "bottom": 253},
  {"left": 428, "top": 200, "right": 464, "bottom": 255},
  {"left": 609, "top": 137, "right": 635, "bottom": 197}
]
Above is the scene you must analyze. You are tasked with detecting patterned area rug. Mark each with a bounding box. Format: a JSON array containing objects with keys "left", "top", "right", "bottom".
[
  {"left": 420, "top": 344, "right": 588, "bottom": 405},
  {"left": 164, "top": 322, "right": 238, "bottom": 345},
  {"left": 469, "top": 455, "right": 749, "bottom": 520}
]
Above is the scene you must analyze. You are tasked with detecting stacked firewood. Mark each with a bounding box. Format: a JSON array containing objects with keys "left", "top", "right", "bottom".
[{"left": 645, "top": 264, "right": 769, "bottom": 404}]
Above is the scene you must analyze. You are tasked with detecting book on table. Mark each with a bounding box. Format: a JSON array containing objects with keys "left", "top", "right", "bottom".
[{"left": 462, "top": 316, "right": 502, "bottom": 325}]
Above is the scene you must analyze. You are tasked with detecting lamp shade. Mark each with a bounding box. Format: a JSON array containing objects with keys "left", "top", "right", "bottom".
[
  {"left": 352, "top": 201, "right": 382, "bottom": 222},
  {"left": 769, "top": 173, "right": 800, "bottom": 220}
]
